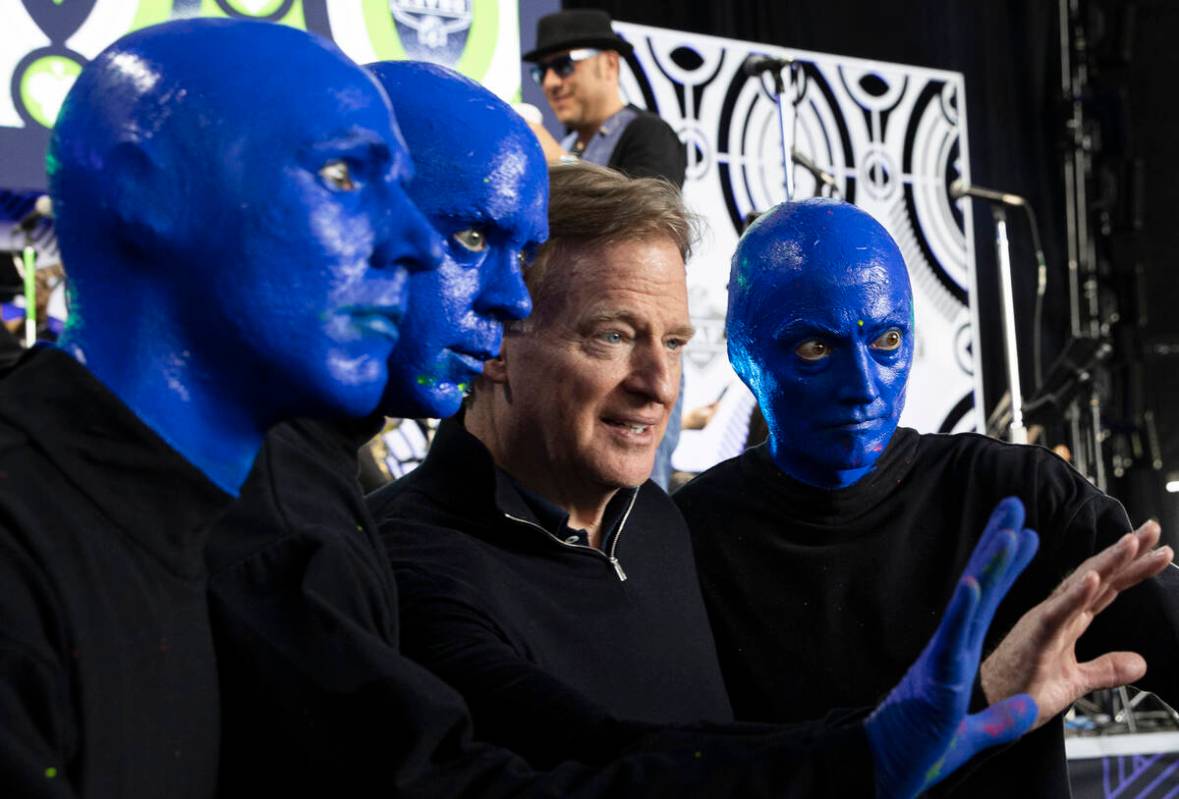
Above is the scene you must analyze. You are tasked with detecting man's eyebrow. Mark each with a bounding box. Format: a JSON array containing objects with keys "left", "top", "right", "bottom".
[
  {"left": 584, "top": 312, "right": 696, "bottom": 339},
  {"left": 585, "top": 310, "right": 638, "bottom": 326}
]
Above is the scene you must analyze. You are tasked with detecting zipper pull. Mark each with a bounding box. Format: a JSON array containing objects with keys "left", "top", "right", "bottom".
[{"left": 610, "top": 556, "right": 627, "bottom": 582}]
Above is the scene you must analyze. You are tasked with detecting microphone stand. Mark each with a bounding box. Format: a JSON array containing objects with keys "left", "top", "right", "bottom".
[
  {"left": 792, "top": 148, "right": 840, "bottom": 199},
  {"left": 759, "top": 61, "right": 801, "bottom": 201},
  {"left": 991, "top": 207, "right": 1028, "bottom": 444},
  {"left": 955, "top": 182, "right": 1034, "bottom": 445}
]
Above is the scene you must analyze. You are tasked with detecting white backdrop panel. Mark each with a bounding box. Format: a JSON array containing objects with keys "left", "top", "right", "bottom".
[{"left": 610, "top": 22, "right": 985, "bottom": 472}]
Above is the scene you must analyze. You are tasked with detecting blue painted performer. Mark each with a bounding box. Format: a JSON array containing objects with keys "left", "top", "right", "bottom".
[
  {"left": 676, "top": 198, "right": 1179, "bottom": 797},
  {"left": 370, "top": 60, "right": 541, "bottom": 420},
  {"left": 0, "top": 18, "right": 441, "bottom": 798},
  {"left": 206, "top": 59, "right": 547, "bottom": 795}
]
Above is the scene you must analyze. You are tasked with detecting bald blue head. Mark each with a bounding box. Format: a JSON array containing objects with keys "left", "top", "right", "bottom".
[
  {"left": 368, "top": 60, "right": 548, "bottom": 419},
  {"left": 47, "top": 19, "right": 441, "bottom": 493},
  {"left": 728, "top": 198, "right": 913, "bottom": 488}
]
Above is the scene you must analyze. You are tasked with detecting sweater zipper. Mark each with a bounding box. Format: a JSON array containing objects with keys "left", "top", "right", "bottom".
[
  {"left": 606, "top": 489, "right": 637, "bottom": 581},
  {"left": 501, "top": 488, "right": 637, "bottom": 583}
]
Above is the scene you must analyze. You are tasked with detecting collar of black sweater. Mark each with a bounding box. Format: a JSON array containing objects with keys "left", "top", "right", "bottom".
[{"left": 743, "top": 427, "right": 922, "bottom": 524}]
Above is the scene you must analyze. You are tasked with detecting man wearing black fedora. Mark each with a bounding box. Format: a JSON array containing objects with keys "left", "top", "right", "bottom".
[{"left": 524, "top": 9, "right": 686, "bottom": 189}]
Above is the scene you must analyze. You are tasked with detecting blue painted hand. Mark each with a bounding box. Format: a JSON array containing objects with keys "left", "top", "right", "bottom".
[{"left": 864, "top": 497, "right": 1040, "bottom": 797}]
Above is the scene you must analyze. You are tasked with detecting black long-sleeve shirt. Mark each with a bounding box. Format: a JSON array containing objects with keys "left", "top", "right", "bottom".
[
  {"left": 0, "top": 348, "right": 231, "bottom": 798},
  {"left": 675, "top": 429, "right": 1179, "bottom": 797},
  {"left": 206, "top": 417, "right": 876, "bottom": 797}
]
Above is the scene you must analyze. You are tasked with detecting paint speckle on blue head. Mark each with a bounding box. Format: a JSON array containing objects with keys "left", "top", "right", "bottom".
[
  {"left": 46, "top": 18, "right": 442, "bottom": 492},
  {"left": 368, "top": 60, "right": 548, "bottom": 419},
  {"left": 727, "top": 198, "right": 913, "bottom": 488}
]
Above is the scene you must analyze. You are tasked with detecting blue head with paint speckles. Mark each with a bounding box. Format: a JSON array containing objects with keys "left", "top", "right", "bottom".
[
  {"left": 47, "top": 19, "right": 442, "bottom": 493},
  {"left": 368, "top": 60, "right": 546, "bottom": 419},
  {"left": 727, "top": 198, "right": 913, "bottom": 488}
]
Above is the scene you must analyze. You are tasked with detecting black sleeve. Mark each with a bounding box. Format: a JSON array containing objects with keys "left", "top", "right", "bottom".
[
  {"left": 210, "top": 428, "right": 876, "bottom": 797},
  {"left": 608, "top": 115, "right": 687, "bottom": 188},
  {"left": 396, "top": 562, "right": 863, "bottom": 773},
  {"left": 210, "top": 536, "right": 876, "bottom": 798},
  {"left": 0, "top": 326, "right": 23, "bottom": 373},
  {"left": 1026, "top": 451, "right": 1179, "bottom": 710},
  {"left": 0, "top": 543, "right": 77, "bottom": 798},
  {"left": 1054, "top": 490, "right": 1179, "bottom": 708},
  {"left": 395, "top": 562, "right": 639, "bottom": 768}
]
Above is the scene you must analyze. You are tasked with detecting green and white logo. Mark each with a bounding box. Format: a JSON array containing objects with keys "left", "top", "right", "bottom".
[
  {"left": 223, "top": 0, "right": 287, "bottom": 16},
  {"left": 19, "top": 55, "right": 82, "bottom": 128},
  {"left": 390, "top": 0, "right": 474, "bottom": 53},
  {"left": 199, "top": 0, "right": 304, "bottom": 26}
]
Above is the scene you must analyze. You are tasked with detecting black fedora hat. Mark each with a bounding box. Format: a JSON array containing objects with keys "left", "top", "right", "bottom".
[{"left": 522, "top": 10, "right": 634, "bottom": 62}]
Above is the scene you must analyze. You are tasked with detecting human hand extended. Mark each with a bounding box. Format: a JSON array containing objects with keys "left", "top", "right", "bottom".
[
  {"left": 865, "top": 497, "right": 1039, "bottom": 799},
  {"left": 980, "top": 519, "right": 1172, "bottom": 728}
]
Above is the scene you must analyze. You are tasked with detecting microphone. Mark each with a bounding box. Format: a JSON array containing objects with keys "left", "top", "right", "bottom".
[
  {"left": 792, "top": 149, "right": 838, "bottom": 191},
  {"left": 949, "top": 179, "right": 1026, "bottom": 207},
  {"left": 15, "top": 195, "right": 53, "bottom": 231},
  {"left": 742, "top": 53, "right": 794, "bottom": 77}
]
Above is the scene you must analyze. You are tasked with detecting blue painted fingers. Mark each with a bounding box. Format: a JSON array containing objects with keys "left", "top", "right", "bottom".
[{"left": 864, "top": 496, "right": 1040, "bottom": 798}]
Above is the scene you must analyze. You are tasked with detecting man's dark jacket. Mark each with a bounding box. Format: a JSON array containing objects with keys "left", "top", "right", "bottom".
[{"left": 367, "top": 417, "right": 734, "bottom": 767}]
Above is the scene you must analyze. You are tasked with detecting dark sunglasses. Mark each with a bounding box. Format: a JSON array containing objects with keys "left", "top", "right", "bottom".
[{"left": 529, "top": 48, "right": 601, "bottom": 85}]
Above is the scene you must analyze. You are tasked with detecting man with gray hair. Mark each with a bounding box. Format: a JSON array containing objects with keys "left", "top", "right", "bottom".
[{"left": 370, "top": 163, "right": 730, "bottom": 766}]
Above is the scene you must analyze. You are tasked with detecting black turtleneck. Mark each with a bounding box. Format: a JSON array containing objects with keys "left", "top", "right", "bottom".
[
  {"left": 368, "top": 417, "right": 735, "bottom": 767},
  {"left": 0, "top": 347, "right": 232, "bottom": 798},
  {"left": 675, "top": 428, "right": 1179, "bottom": 797}
]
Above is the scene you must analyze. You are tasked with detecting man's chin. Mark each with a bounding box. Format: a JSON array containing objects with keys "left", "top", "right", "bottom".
[{"left": 587, "top": 458, "right": 658, "bottom": 492}]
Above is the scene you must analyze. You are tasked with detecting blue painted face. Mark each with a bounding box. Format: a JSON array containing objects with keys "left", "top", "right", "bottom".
[
  {"left": 48, "top": 19, "right": 442, "bottom": 492},
  {"left": 727, "top": 199, "right": 913, "bottom": 488},
  {"left": 368, "top": 61, "right": 547, "bottom": 419}
]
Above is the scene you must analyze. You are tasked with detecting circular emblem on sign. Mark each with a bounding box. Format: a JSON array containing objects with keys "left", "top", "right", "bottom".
[
  {"left": 389, "top": 0, "right": 475, "bottom": 65},
  {"left": 858, "top": 147, "right": 898, "bottom": 201},
  {"left": 715, "top": 61, "right": 854, "bottom": 233},
  {"left": 217, "top": 0, "right": 294, "bottom": 20},
  {"left": 901, "top": 79, "right": 970, "bottom": 306},
  {"left": 680, "top": 122, "right": 710, "bottom": 181},
  {"left": 953, "top": 321, "right": 974, "bottom": 376},
  {"left": 17, "top": 53, "right": 82, "bottom": 129}
]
